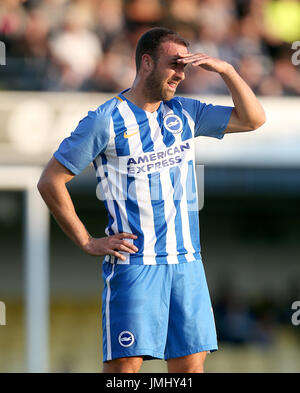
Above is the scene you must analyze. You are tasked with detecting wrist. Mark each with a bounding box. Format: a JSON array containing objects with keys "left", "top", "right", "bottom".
[
  {"left": 79, "top": 233, "right": 93, "bottom": 253},
  {"left": 220, "top": 62, "right": 235, "bottom": 76}
]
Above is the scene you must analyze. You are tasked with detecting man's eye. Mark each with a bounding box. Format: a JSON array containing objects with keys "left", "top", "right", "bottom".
[{"left": 171, "top": 62, "right": 186, "bottom": 68}]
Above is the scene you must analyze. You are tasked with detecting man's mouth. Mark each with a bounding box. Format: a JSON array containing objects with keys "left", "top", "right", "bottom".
[{"left": 167, "top": 81, "right": 178, "bottom": 90}]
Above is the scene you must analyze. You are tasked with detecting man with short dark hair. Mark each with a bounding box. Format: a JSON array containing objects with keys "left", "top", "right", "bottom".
[{"left": 38, "top": 27, "right": 265, "bottom": 373}]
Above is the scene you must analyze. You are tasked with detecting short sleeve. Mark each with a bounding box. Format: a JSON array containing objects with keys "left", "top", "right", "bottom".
[
  {"left": 54, "top": 108, "right": 110, "bottom": 175},
  {"left": 179, "top": 97, "right": 233, "bottom": 139}
]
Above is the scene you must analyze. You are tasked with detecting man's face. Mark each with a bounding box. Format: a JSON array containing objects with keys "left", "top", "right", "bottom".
[{"left": 145, "top": 41, "right": 188, "bottom": 102}]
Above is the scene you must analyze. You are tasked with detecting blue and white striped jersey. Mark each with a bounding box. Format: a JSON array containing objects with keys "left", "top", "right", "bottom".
[{"left": 54, "top": 90, "right": 233, "bottom": 265}]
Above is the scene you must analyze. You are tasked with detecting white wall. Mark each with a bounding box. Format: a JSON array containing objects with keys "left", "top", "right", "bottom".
[{"left": 0, "top": 92, "right": 299, "bottom": 167}]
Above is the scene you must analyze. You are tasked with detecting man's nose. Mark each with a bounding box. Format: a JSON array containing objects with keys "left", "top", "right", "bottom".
[{"left": 175, "top": 66, "right": 185, "bottom": 81}]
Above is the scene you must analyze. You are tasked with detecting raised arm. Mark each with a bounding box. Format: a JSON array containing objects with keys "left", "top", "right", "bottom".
[
  {"left": 177, "top": 53, "right": 266, "bottom": 133},
  {"left": 37, "top": 157, "right": 138, "bottom": 261}
]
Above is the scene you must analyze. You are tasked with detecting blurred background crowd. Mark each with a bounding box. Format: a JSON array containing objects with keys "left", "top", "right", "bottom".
[{"left": 1, "top": 0, "right": 300, "bottom": 95}]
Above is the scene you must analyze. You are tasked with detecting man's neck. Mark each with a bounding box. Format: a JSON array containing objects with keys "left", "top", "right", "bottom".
[{"left": 122, "top": 83, "right": 161, "bottom": 113}]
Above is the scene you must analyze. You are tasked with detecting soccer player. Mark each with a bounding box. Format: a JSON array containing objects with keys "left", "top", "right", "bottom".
[{"left": 38, "top": 27, "right": 265, "bottom": 373}]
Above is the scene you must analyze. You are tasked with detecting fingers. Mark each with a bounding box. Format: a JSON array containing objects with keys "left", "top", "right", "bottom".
[
  {"left": 115, "top": 232, "right": 138, "bottom": 240},
  {"left": 108, "top": 245, "right": 135, "bottom": 262},
  {"left": 108, "top": 233, "right": 139, "bottom": 261},
  {"left": 110, "top": 250, "right": 127, "bottom": 261},
  {"left": 177, "top": 52, "right": 207, "bottom": 60},
  {"left": 114, "top": 233, "right": 138, "bottom": 251},
  {"left": 177, "top": 53, "right": 223, "bottom": 72},
  {"left": 177, "top": 53, "right": 210, "bottom": 65},
  {"left": 84, "top": 234, "right": 139, "bottom": 260},
  {"left": 190, "top": 59, "right": 210, "bottom": 67},
  {"left": 117, "top": 240, "right": 138, "bottom": 253}
]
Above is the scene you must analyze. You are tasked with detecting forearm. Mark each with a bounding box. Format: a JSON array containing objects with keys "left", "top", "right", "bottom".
[
  {"left": 177, "top": 53, "right": 266, "bottom": 132},
  {"left": 38, "top": 179, "right": 90, "bottom": 251},
  {"left": 220, "top": 64, "right": 266, "bottom": 129}
]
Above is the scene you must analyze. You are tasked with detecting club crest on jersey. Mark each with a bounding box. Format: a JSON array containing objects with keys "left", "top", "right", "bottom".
[
  {"left": 118, "top": 331, "right": 135, "bottom": 347},
  {"left": 163, "top": 114, "right": 183, "bottom": 134}
]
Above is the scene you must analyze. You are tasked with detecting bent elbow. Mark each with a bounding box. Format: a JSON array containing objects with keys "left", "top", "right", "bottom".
[
  {"left": 37, "top": 175, "right": 49, "bottom": 196},
  {"left": 37, "top": 178, "right": 44, "bottom": 196},
  {"left": 249, "top": 113, "right": 266, "bottom": 131}
]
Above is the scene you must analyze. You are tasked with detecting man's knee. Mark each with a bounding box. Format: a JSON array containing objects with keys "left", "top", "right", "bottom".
[
  {"left": 167, "top": 351, "right": 208, "bottom": 373},
  {"left": 103, "top": 356, "right": 143, "bottom": 373}
]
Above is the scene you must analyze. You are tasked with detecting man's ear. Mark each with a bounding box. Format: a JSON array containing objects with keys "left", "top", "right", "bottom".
[{"left": 141, "top": 54, "right": 154, "bottom": 72}]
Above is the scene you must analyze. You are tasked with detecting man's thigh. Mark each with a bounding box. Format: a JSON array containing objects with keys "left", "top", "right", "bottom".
[
  {"left": 102, "top": 262, "right": 172, "bottom": 362},
  {"left": 164, "top": 261, "right": 218, "bottom": 359}
]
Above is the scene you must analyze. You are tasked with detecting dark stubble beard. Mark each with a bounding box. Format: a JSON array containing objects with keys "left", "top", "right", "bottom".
[{"left": 144, "top": 64, "right": 174, "bottom": 102}]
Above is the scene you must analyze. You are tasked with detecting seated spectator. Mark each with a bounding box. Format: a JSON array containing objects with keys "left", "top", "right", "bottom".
[{"left": 49, "top": 5, "right": 102, "bottom": 90}]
